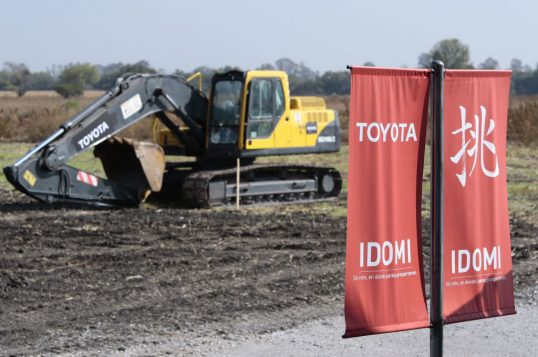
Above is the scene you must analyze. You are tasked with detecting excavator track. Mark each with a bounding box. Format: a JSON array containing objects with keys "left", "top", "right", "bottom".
[{"left": 180, "top": 164, "right": 342, "bottom": 208}]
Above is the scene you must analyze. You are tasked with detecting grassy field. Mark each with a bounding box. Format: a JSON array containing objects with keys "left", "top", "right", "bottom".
[{"left": 0, "top": 142, "right": 536, "bottom": 225}]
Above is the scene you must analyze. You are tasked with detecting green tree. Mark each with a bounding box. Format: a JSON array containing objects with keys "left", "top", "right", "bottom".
[
  {"left": 478, "top": 57, "right": 499, "bottom": 70},
  {"left": 418, "top": 39, "right": 473, "bottom": 69},
  {"left": 258, "top": 63, "right": 275, "bottom": 70},
  {"left": 514, "top": 70, "right": 538, "bottom": 95},
  {"left": 275, "top": 58, "right": 318, "bottom": 81},
  {"left": 291, "top": 79, "right": 323, "bottom": 95},
  {"left": 320, "top": 71, "right": 350, "bottom": 95},
  {"left": 27, "top": 71, "right": 55, "bottom": 90},
  {"left": 510, "top": 58, "right": 531, "bottom": 73},
  {"left": 507, "top": 58, "right": 535, "bottom": 95},
  {"left": 54, "top": 63, "right": 99, "bottom": 98},
  {"left": 0, "top": 71, "right": 10, "bottom": 90},
  {"left": 3, "top": 62, "right": 31, "bottom": 96},
  {"left": 96, "top": 60, "right": 156, "bottom": 89}
]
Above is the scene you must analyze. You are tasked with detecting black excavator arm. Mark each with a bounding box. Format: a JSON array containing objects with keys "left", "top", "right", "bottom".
[{"left": 3, "top": 74, "right": 208, "bottom": 207}]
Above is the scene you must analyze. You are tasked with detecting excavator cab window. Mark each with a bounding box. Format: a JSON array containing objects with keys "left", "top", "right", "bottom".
[
  {"left": 246, "top": 78, "right": 284, "bottom": 139},
  {"left": 209, "top": 79, "right": 243, "bottom": 145}
]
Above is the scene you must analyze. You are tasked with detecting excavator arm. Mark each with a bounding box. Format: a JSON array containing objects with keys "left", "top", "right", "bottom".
[{"left": 3, "top": 74, "right": 208, "bottom": 207}]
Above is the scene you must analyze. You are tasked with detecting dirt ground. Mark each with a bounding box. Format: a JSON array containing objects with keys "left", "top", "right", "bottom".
[{"left": 0, "top": 189, "right": 536, "bottom": 356}]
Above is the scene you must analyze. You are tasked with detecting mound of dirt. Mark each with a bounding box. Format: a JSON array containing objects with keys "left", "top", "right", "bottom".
[{"left": 0, "top": 270, "right": 27, "bottom": 297}]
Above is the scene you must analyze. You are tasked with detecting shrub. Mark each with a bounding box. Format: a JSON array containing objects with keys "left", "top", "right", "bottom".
[{"left": 54, "top": 82, "right": 83, "bottom": 98}]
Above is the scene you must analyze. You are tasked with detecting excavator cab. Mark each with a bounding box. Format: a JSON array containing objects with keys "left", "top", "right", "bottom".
[
  {"left": 205, "top": 70, "right": 340, "bottom": 160},
  {"left": 243, "top": 73, "right": 288, "bottom": 150},
  {"left": 207, "top": 71, "right": 245, "bottom": 154}
]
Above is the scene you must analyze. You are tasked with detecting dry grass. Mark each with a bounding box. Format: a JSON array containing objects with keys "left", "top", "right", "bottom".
[
  {"left": 0, "top": 96, "right": 92, "bottom": 141},
  {"left": 508, "top": 96, "right": 538, "bottom": 146},
  {"left": 0, "top": 90, "right": 104, "bottom": 98},
  {"left": 0, "top": 91, "right": 152, "bottom": 142},
  {"left": 326, "top": 95, "right": 538, "bottom": 146},
  {"left": 0, "top": 92, "right": 536, "bottom": 146}
]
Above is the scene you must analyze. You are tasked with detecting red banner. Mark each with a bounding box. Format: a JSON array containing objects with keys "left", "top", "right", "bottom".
[
  {"left": 443, "top": 70, "right": 516, "bottom": 323},
  {"left": 344, "top": 67, "right": 430, "bottom": 337}
]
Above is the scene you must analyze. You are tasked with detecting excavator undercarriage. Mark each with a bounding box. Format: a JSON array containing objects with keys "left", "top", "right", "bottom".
[{"left": 176, "top": 164, "right": 340, "bottom": 208}]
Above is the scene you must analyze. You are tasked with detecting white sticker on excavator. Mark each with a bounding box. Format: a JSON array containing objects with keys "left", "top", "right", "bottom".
[
  {"left": 120, "top": 94, "right": 143, "bottom": 120},
  {"left": 76, "top": 171, "right": 98, "bottom": 187}
]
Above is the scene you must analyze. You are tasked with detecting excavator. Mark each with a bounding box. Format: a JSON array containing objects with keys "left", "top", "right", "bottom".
[{"left": 3, "top": 70, "right": 342, "bottom": 208}]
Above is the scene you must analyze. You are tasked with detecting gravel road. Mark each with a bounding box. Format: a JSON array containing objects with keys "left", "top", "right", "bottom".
[
  {"left": 115, "top": 301, "right": 536, "bottom": 357},
  {"left": 208, "top": 304, "right": 537, "bottom": 357}
]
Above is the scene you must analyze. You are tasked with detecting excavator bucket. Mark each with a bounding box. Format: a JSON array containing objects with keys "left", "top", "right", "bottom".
[{"left": 94, "top": 137, "right": 165, "bottom": 201}]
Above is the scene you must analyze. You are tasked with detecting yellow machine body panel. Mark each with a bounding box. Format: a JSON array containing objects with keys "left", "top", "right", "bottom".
[
  {"left": 240, "top": 71, "right": 339, "bottom": 154},
  {"left": 288, "top": 97, "right": 337, "bottom": 148}
]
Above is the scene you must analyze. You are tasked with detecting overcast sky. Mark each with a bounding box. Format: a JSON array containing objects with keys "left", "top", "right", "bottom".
[{"left": 0, "top": 0, "right": 536, "bottom": 73}]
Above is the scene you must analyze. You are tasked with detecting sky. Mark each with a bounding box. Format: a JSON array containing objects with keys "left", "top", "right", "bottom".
[{"left": 0, "top": 0, "right": 536, "bottom": 73}]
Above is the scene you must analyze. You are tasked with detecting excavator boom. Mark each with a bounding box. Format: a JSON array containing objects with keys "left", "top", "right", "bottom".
[{"left": 3, "top": 74, "right": 207, "bottom": 207}]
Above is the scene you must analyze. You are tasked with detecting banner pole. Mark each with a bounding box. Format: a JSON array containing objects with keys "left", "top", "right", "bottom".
[
  {"left": 430, "top": 60, "right": 445, "bottom": 357},
  {"left": 236, "top": 158, "right": 240, "bottom": 209}
]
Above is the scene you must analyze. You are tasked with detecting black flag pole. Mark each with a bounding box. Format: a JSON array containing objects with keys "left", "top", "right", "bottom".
[{"left": 430, "top": 60, "right": 445, "bottom": 357}]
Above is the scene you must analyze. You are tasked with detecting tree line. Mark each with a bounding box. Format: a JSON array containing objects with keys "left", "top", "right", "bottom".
[
  {"left": 1, "top": 39, "right": 537, "bottom": 97},
  {"left": 0, "top": 58, "right": 351, "bottom": 98}
]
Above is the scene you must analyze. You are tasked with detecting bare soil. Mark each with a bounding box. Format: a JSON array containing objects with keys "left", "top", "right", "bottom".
[{"left": 0, "top": 190, "right": 536, "bottom": 355}]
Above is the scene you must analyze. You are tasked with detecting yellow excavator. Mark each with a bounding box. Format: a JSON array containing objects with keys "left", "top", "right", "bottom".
[{"left": 4, "top": 70, "right": 342, "bottom": 207}]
